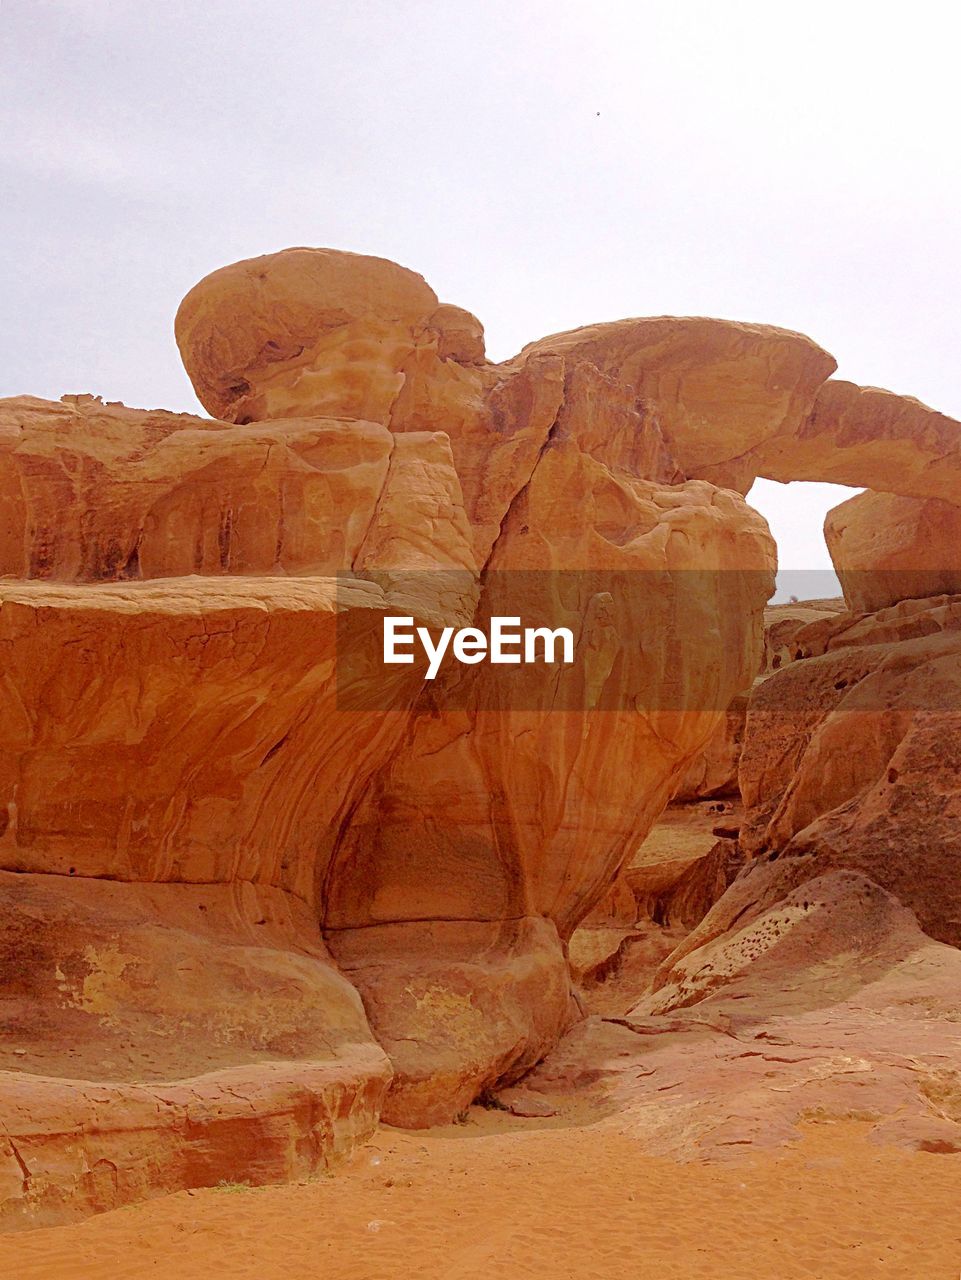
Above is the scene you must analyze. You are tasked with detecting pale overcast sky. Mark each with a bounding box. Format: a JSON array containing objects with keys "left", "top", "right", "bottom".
[{"left": 2, "top": 1, "right": 958, "bottom": 586}]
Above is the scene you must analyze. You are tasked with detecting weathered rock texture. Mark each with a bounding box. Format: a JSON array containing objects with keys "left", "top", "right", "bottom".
[
  {"left": 743, "top": 380, "right": 961, "bottom": 502},
  {"left": 515, "top": 872, "right": 961, "bottom": 1159},
  {"left": 1, "top": 246, "right": 785, "bottom": 1224},
  {"left": 762, "top": 596, "right": 846, "bottom": 671},
  {"left": 825, "top": 489, "right": 961, "bottom": 613},
  {"left": 0, "top": 440, "right": 473, "bottom": 1224},
  {"left": 518, "top": 319, "right": 838, "bottom": 492},
  {"left": 0, "top": 395, "right": 476, "bottom": 583},
  {"left": 172, "top": 247, "right": 780, "bottom": 1130},
  {"left": 0, "top": 872, "right": 391, "bottom": 1229},
  {"left": 668, "top": 377, "right": 961, "bottom": 500},
  {"left": 671, "top": 691, "right": 748, "bottom": 800},
  {"left": 7, "top": 241, "right": 961, "bottom": 1224},
  {"left": 575, "top": 600, "right": 804, "bottom": 944},
  {"left": 734, "top": 612, "right": 961, "bottom": 947}
]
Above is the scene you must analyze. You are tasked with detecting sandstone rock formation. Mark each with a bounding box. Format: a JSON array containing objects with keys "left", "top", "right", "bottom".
[
  {"left": 572, "top": 598, "right": 823, "bottom": 947},
  {"left": 0, "top": 871, "right": 392, "bottom": 1228},
  {"left": 518, "top": 318, "right": 837, "bottom": 492},
  {"left": 7, "top": 240, "right": 961, "bottom": 1226},
  {"left": 178, "top": 256, "right": 961, "bottom": 511},
  {"left": 731, "top": 598, "right": 961, "bottom": 948},
  {"left": 516, "top": 871, "right": 961, "bottom": 1159},
  {"left": 825, "top": 489, "right": 961, "bottom": 613},
  {"left": 672, "top": 377, "right": 961, "bottom": 500},
  {"left": 174, "top": 248, "right": 449, "bottom": 425},
  {"left": 1, "top": 247, "right": 781, "bottom": 1223},
  {"left": 742, "top": 380, "right": 961, "bottom": 502},
  {"left": 762, "top": 596, "right": 846, "bottom": 670},
  {"left": 172, "top": 247, "right": 779, "bottom": 1128},
  {"left": 671, "top": 693, "right": 748, "bottom": 801},
  {"left": 0, "top": 407, "right": 476, "bottom": 1224}
]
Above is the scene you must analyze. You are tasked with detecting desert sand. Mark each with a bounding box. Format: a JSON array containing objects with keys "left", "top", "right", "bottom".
[{"left": 6, "top": 1115, "right": 961, "bottom": 1280}]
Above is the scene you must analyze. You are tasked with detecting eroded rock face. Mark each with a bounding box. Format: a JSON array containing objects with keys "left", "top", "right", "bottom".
[
  {"left": 176, "top": 252, "right": 842, "bottom": 506},
  {"left": 0, "top": 872, "right": 391, "bottom": 1228},
  {"left": 513, "top": 872, "right": 961, "bottom": 1160},
  {"left": 28, "top": 240, "right": 961, "bottom": 1218},
  {"left": 323, "top": 452, "right": 773, "bottom": 1124},
  {"left": 2, "top": 246, "right": 784, "bottom": 1220},
  {"left": 167, "top": 248, "right": 780, "bottom": 1132},
  {"left": 0, "top": 577, "right": 430, "bottom": 895},
  {"left": 330, "top": 918, "right": 574, "bottom": 1127},
  {"left": 0, "top": 387, "right": 479, "bottom": 1224},
  {"left": 646, "top": 375, "right": 961, "bottom": 501},
  {"left": 521, "top": 318, "right": 837, "bottom": 492},
  {"left": 672, "top": 692, "right": 748, "bottom": 801},
  {"left": 762, "top": 597, "right": 846, "bottom": 671},
  {"left": 0, "top": 570, "right": 457, "bottom": 1225},
  {"left": 0, "top": 395, "right": 476, "bottom": 583},
  {"left": 731, "top": 597, "right": 961, "bottom": 948},
  {"left": 174, "top": 248, "right": 449, "bottom": 425},
  {"left": 746, "top": 380, "right": 961, "bottom": 502},
  {"left": 167, "top": 247, "right": 961, "bottom": 1184},
  {"left": 575, "top": 597, "right": 815, "bottom": 942},
  {"left": 825, "top": 489, "right": 961, "bottom": 612}
]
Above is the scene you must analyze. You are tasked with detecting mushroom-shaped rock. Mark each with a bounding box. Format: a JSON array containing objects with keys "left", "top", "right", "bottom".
[
  {"left": 175, "top": 247, "right": 445, "bottom": 424},
  {"left": 6, "top": 246, "right": 790, "bottom": 1216}
]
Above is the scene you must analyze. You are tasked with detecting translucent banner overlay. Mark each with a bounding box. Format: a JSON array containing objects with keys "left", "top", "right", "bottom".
[{"left": 334, "top": 569, "right": 961, "bottom": 713}]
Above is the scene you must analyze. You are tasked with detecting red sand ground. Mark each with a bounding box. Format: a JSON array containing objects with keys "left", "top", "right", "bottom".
[{"left": 5, "top": 1114, "right": 961, "bottom": 1280}]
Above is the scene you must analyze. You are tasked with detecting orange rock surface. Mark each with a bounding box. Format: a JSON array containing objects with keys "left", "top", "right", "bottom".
[
  {"left": 734, "top": 604, "right": 961, "bottom": 946},
  {"left": 521, "top": 871, "right": 961, "bottom": 1161},
  {"left": 1, "top": 247, "right": 783, "bottom": 1224},
  {"left": 520, "top": 317, "right": 837, "bottom": 491},
  {"left": 174, "top": 248, "right": 447, "bottom": 425},
  {"left": 8, "top": 242, "right": 961, "bottom": 1237},
  {"left": 0, "top": 872, "right": 391, "bottom": 1230},
  {"left": 745, "top": 379, "right": 961, "bottom": 501},
  {"left": 825, "top": 488, "right": 961, "bottom": 612}
]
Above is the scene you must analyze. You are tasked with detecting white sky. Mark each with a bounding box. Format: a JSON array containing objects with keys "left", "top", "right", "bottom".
[{"left": 2, "top": 1, "right": 958, "bottom": 588}]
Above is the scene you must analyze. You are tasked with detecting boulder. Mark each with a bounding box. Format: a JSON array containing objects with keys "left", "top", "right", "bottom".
[
  {"left": 825, "top": 489, "right": 961, "bottom": 612},
  {"left": 0, "top": 872, "right": 390, "bottom": 1228},
  {"left": 174, "top": 247, "right": 443, "bottom": 424},
  {"left": 329, "top": 918, "right": 574, "bottom": 1127}
]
